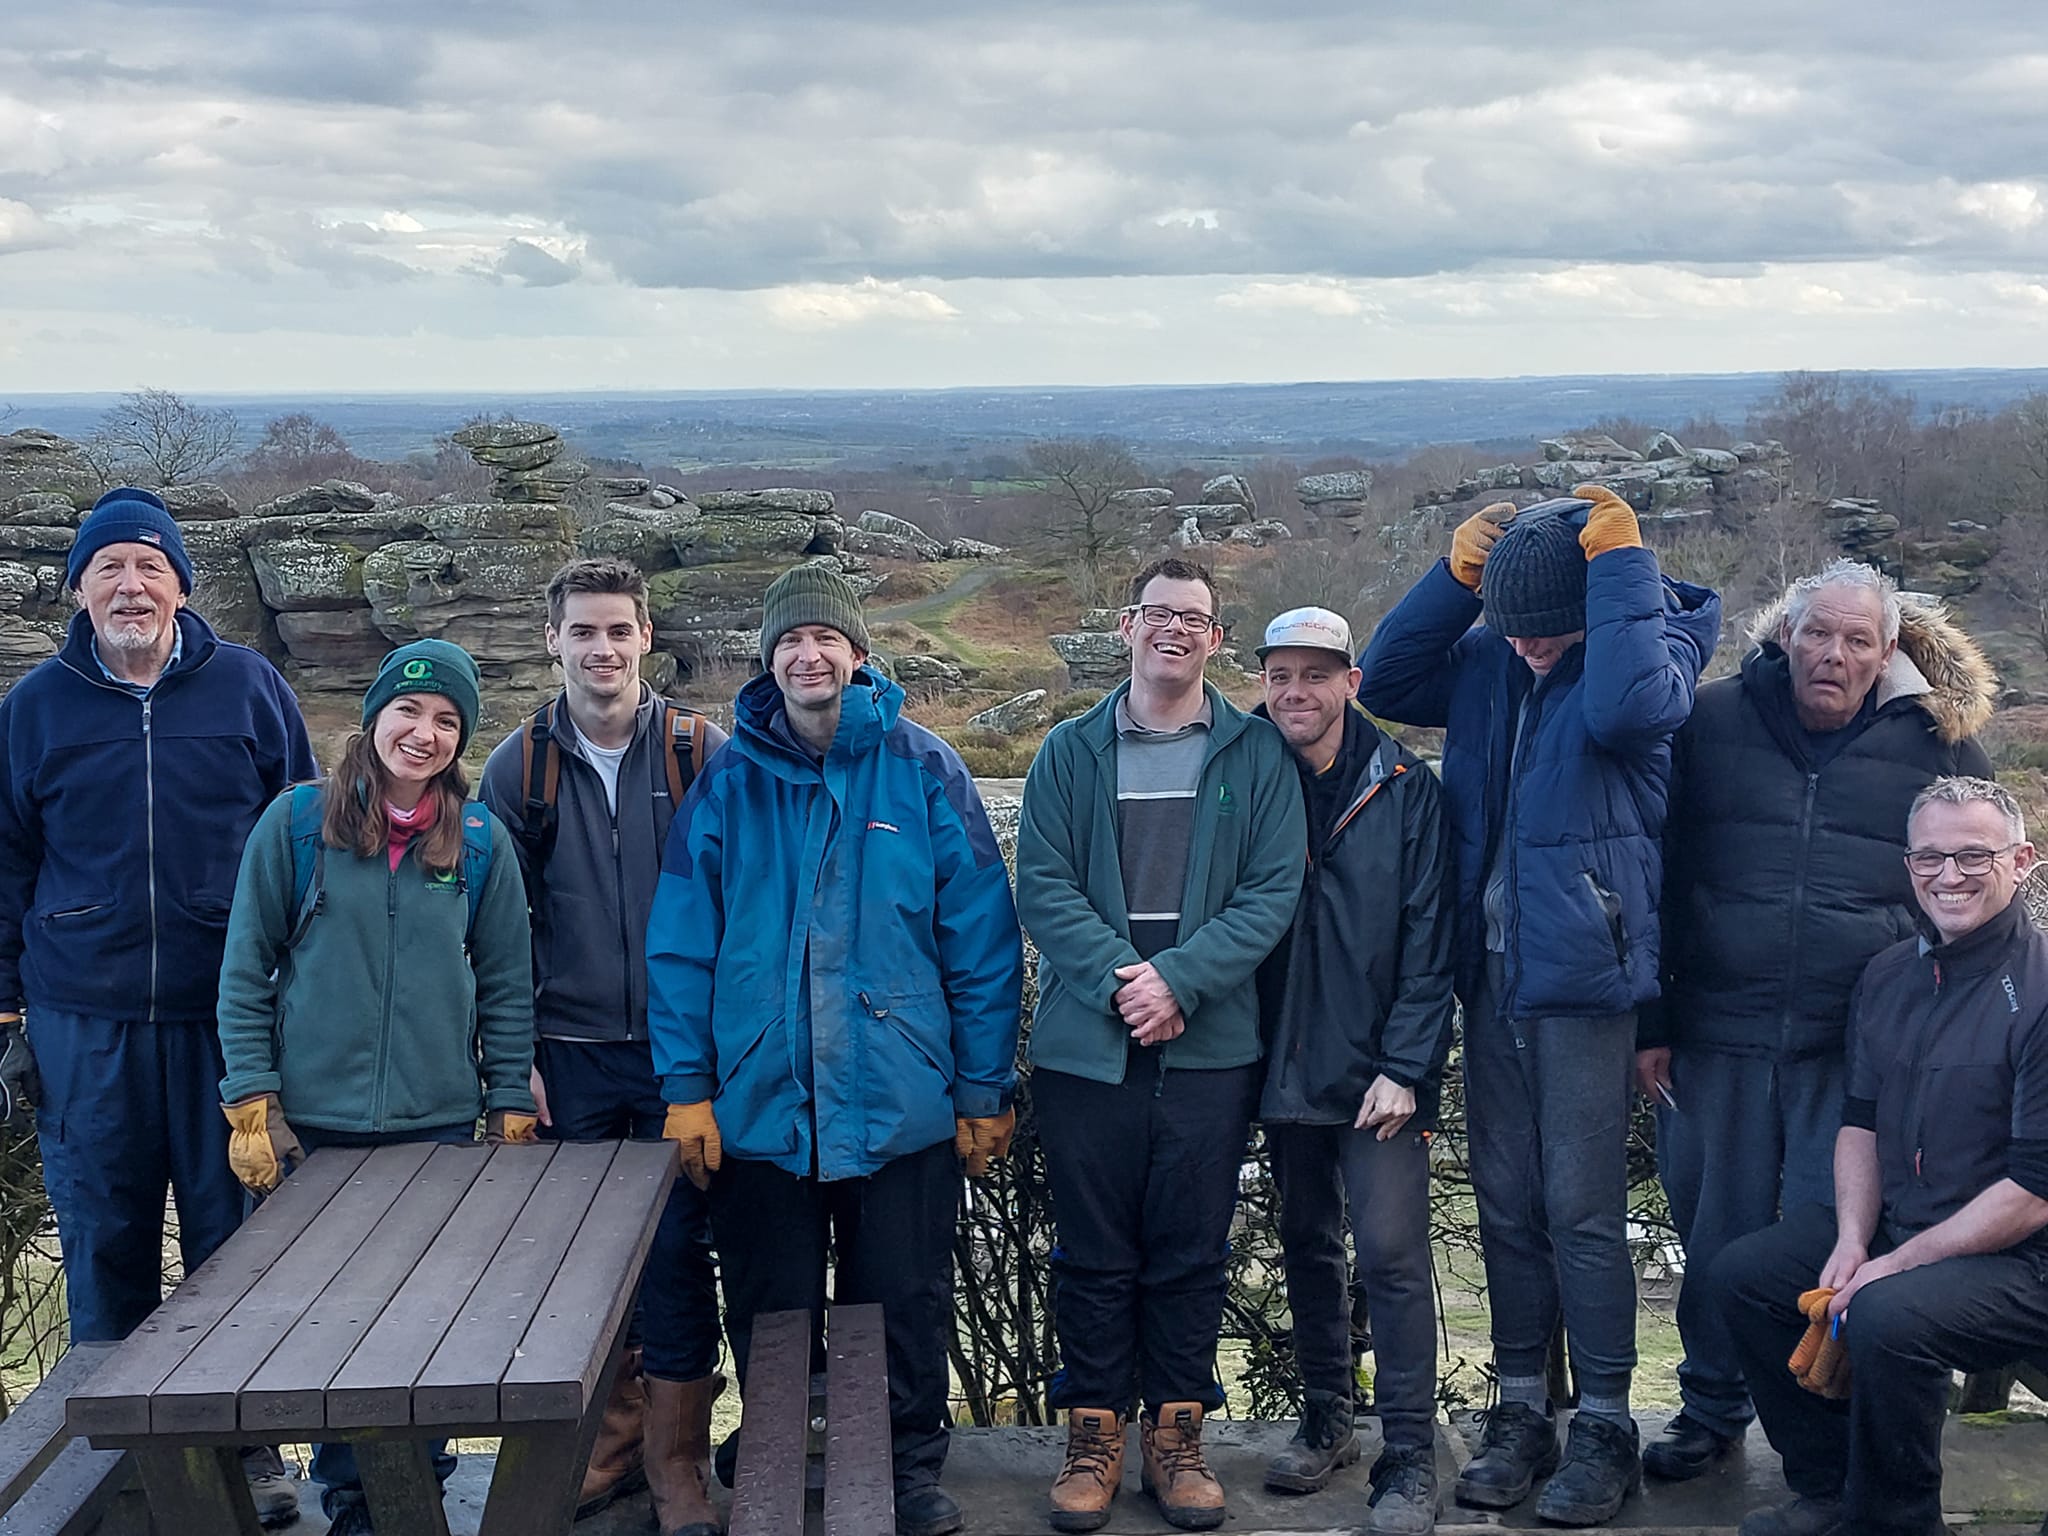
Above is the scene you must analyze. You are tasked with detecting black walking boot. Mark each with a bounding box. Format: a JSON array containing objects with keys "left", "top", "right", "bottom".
[
  {"left": 1263, "top": 1388, "right": 1360, "bottom": 1494},
  {"left": 1642, "top": 1410, "right": 1735, "bottom": 1481},
  {"left": 1454, "top": 1401, "right": 1558, "bottom": 1510},
  {"left": 1534, "top": 1413, "right": 1639, "bottom": 1527},
  {"left": 1365, "top": 1444, "right": 1440, "bottom": 1535}
]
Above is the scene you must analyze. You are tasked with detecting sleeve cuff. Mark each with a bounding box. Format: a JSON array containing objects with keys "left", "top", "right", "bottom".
[
  {"left": 1842, "top": 1095, "right": 1878, "bottom": 1132},
  {"left": 663, "top": 1072, "right": 716, "bottom": 1105},
  {"left": 483, "top": 1083, "right": 538, "bottom": 1114},
  {"left": 2007, "top": 1138, "right": 2048, "bottom": 1202},
  {"left": 952, "top": 1081, "right": 1009, "bottom": 1118},
  {"left": 219, "top": 1070, "right": 282, "bottom": 1104},
  {"left": 1379, "top": 1065, "right": 1420, "bottom": 1090}
]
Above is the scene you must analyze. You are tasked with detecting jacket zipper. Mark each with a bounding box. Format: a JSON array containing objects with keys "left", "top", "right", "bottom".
[
  {"left": 375, "top": 858, "right": 398, "bottom": 1129},
  {"left": 1905, "top": 957, "right": 1943, "bottom": 1184},
  {"left": 1777, "top": 771, "right": 1822, "bottom": 1057},
  {"left": 1502, "top": 687, "right": 1543, "bottom": 1024},
  {"left": 142, "top": 696, "right": 158, "bottom": 1022}
]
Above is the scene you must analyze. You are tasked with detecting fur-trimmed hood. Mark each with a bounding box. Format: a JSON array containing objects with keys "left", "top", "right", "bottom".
[{"left": 1747, "top": 591, "right": 1997, "bottom": 744}]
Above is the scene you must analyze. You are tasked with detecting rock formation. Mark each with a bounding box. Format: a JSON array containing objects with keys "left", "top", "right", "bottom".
[
  {"left": 1413, "top": 430, "right": 1791, "bottom": 524},
  {"left": 1296, "top": 470, "right": 1374, "bottom": 537}
]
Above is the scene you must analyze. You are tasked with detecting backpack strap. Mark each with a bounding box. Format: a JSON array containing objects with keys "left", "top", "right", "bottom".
[
  {"left": 663, "top": 704, "right": 702, "bottom": 808},
  {"left": 516, "top": 699, "right": 562, "bottom": 871},
  {"left": 458, "top": 802, "right": 495, "bottom": 941},
  {"left": 285, "top": 784, "right": 326, "bottom": 950}
]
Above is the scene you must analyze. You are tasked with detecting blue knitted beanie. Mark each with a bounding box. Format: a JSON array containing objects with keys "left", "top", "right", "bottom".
[{"left": 66, "top": 487, "right": 194, "bottom": 594}]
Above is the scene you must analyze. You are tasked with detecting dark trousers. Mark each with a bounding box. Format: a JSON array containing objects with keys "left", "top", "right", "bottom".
[
  {"left": 1034, "top": 1055, "right": 1259, "bottom": 1415},
  {"left": 535, "top": 1037, "right": 720, "bottom": 1381},
  {"left": 294, "top": 1124, "right": 474, "bottom": 1516},
  {"left": 1267, "top": 1120, "right": 1436, "bottom": 1451},
  {"left": 1657, "top": 1047, "right": 1844, "bottom": 1437},
  {"left": 1706, "top": 1202, "right": 2048, "bottom": 1535},
  {"left": 27, "top": 1011, "right": 244, "bottom": 1344},
  {"left": 709, "top": 1137, "right": 959, "bottom": 1490},
  {"left": 1462, "top": 957, "right": 1638, "bottom": 1402}
]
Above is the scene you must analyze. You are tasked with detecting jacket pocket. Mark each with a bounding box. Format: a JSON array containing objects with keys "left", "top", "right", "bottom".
[
  {"left": 858, "top": 985, "right": 956, "bottom": 1161},
  {"left": 1582, "top": 870, "right": 1628, "bottom": 970},
  {"left": 1912, "top": 1062, "right": 2009, "bottom": 1192}
]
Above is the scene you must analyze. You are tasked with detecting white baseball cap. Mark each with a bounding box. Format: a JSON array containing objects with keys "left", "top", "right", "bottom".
[{"left": 1257, "top": 606, "right": 1355, "bottom": 662}]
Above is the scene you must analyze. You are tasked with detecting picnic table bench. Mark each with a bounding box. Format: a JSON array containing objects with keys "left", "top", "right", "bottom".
[
  {"left": 730, "top": 1303, "right": 893, "bottom": 1536},
  {"left": 62, "top": 1138, "right": 675, "bottom": 1536}
]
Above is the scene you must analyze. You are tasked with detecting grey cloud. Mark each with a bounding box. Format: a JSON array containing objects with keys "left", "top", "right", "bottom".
[{"left": 489, "top": 238, "right": 579, "bottom": 286}]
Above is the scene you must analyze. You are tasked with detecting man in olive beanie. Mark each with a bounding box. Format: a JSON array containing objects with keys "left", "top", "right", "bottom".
[
  {"left": 1359, "top": 489, "right": 1722, "bottom": 1527},
  {"left": 361, "top": 638, "right": 483, "bottom": 751},
  {"left": 651, "top": 559, "right": 1022, "bottom": 1536}
]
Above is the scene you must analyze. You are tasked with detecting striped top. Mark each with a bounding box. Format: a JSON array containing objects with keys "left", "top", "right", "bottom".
[{"left": 1114, "top": 693, "right": 1212, "bottom": 960}]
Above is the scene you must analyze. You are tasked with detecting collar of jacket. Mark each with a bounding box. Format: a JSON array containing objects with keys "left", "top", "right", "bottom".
[
  {"left": 1744, "top": 593, "right": 1996, "bottom": 745},
  {"left": 1915, "top": 888, "right": 2032, "bottom": 974},
  {"left": 731, "top": 664, "right": 903, "bottom": 781},
  {"left": 1073, "top": 677, "right": 1253, "bottom": 760},
  {"left": 546, "top": 680, "right": 659, "bottom": 764},
  {"left": 1253, "top": 698, "right": 1390, "bottom": 796},
  {"left": 58, "top": 605, "right": 219, "bottom": 686}
]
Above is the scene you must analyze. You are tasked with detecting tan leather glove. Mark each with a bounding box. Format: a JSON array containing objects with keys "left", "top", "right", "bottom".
[
  {"left": 1572, "top": 484, "right": 1643, "bottom": 559},
  {"left": 663, "top": 1101, "right": 722, "bottom": 1191},
  {"left": 954, "top": 1108, "right": 1017, "bottom": 1178},
  {"left": 1448, "top": 501, "right": 1517, "bottom": 589},
  {"left": 222, "top": 1092, "right": 306, "bottom": 1195},
  {"left": 485, "top": 1110, "right": 539, "bottom": 1145}
]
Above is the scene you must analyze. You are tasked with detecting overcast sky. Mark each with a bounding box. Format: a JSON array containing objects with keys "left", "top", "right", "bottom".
[{"left": 3, "top": 1, "right": 2045, "bottom": 393}]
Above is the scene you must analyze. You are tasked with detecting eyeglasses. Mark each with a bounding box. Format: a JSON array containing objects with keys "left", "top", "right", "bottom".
[
  {"left": 1125, "top": 604, "right": 1219, "bottom": 635},
  {"left": 1904, "top": 845, "right": 2019, "bottom": 877}
]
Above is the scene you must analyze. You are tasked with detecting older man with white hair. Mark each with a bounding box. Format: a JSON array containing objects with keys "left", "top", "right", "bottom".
[
  {"left": 1642, "top": 559, "right": 1995, "bottom": 1482},
  {"left": 1704, "top": 776, "right": 2048, "bottom": 1536}
]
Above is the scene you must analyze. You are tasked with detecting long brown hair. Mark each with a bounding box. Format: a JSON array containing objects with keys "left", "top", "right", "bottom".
[{"left": 319, "top": 727, "right": 470, "bottom": 873}]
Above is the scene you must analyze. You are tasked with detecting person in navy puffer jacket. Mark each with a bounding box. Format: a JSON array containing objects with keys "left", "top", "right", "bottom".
[{"left": 1358, "top": 486, "right": 1721, "bottom": 1529}]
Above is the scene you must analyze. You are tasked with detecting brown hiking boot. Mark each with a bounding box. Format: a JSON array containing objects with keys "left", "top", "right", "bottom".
[
  {"left": 1048, "top": 1408, "right": 1125, "bottom": 1532},
  {"left": 1140, "top": 1403, "right": 1226, "bottom": 1531},
  {"left": 576, "top": 1346, "right": 650, "bottom": 1518},
  {"left": 644, "top": 1371, "right": 726, "bottom": 1536}
]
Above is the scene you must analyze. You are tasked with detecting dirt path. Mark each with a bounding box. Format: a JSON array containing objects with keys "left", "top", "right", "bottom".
[{"left": 868, "top": 563, "right": 1003, "bottom": 624}]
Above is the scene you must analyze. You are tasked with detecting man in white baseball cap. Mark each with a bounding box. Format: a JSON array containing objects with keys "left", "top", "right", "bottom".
[{"left": 1254, "top": 607, "right": 1456, "bottom": 1533}]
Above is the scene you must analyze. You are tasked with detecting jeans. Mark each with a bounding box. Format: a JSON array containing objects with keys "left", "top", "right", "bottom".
[
  {"left": 1657, "top": 1046, "right": 1844, "bottom": 1436},
  {"left": 534, "top": 1037, "right": 720, "bottom": 1380},
  {"left": 295, "top": 1122, "right": 474, "bottom": 1517},
  {"left": 27, "top": 1011, "right": 243, "bottom": 1343},
  {"left": 1034, "top": 1053, "right": 1259, "bottom": 1414},
  {"left": 1706, "top": 1202, "right": 2048, "bottom": 1534},
  {"left": 710, "top": 1137, "right": 960, "bottom": 1490},
  {"left": 1267, "top": 1119, "right": 1437, "bottom": 1450},
  {"left": 1462, "top": 955, "right": 1638, "bottom": 1403}
]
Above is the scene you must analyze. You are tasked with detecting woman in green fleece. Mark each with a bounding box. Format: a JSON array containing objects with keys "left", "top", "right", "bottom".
[{"left": 215, "top": 637, "right": 538, "bottom": 1536}]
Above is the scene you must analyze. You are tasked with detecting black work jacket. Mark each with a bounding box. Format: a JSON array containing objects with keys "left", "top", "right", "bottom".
[
  {"left": 1255, "top": 703, "right": 1456, "bottom": 1128},
  {"left": 1655, "top": 647, "right": 1990, "bottom": 1060},
  {"left": 1845, "top": 899, "right": 2048, "bottom": 1246}
]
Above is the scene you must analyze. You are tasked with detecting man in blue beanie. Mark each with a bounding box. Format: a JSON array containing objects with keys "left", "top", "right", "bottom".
[
  {"left": 0, "top": 487, "right": 317, "bottom": 1525},
  {"left": 1358, "top": 488, "right": 1721, "bottom": 1528}
]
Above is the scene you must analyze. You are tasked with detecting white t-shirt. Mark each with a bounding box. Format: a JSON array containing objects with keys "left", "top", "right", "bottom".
[{"left": 581, "top": 738, "right": 631, "bottom": 815}]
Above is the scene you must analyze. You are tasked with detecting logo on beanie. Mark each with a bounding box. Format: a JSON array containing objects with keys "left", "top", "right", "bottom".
[
  {"left": 402, "top": 658, "right": 433, "bottom": 682},
  {"left": 137, "top": 530, "right": 162, "bottom": 547}
]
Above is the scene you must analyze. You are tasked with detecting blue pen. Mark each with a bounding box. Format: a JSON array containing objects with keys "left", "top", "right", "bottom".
[{"left": 1831, "top": 1309, "right": 1846, "bottom": 1340}]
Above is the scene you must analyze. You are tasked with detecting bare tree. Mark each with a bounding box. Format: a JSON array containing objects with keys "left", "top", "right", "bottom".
[
  {"left": 1026, "top": 436, "right": 1146, "bottom": 607},
  {"left": 91, "top": 388, "right": 239, "bottom": 486},
  {"left": 1999, "top": 508, "right": 2048, "bottom": 661}
]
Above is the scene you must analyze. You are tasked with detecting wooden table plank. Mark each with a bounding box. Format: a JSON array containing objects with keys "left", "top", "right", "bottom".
[
  {"left": 0, "top": 1437, "right": 133, "bottom": 1536},
  {"left": 150, "top": 1142, "right": 435, "bottom": 1434},
  {"left": 68, "top": 1148, "right": 372, "bottom": 1440},
  {"left": 239, "top": 1142, "right": 491, "bottom": 1434},
  {"left": 823, "top": 1304, "right": 895, "bottom": 1536},
  {"left": 412, "top": 1141, "right": 618, "bottom": 1425},
  {"left": 499, "top": 1139, "right": 678, "bottom": 1422},
  {"left": 327, "top": 1143, "right": 559, "bottom": 1427},
  {"left": 729, "top": 1309, "right": 813, "bottom": 1536},
  {"left": 0, "top": 1342, "right": 117, "bottom": 1510}
]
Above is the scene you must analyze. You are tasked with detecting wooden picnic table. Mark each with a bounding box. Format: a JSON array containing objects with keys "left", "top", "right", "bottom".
[{"left": 63, "top": 1138, "right": 677, "bottom": 1536}]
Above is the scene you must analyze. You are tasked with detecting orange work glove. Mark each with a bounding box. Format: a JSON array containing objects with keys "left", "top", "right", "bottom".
[
  {"left": 222, "top": 1092, "right": 306, "bottom": 1195},
  {"left": 1788, "top": 1287, "right": 1851, "bottom": 1399},
  {"left": 954, "top": 1108, "right": 1017, "bottom": 1178},
  {"left": 664, "top": 1101, "right": 723, "bottom": 1191},
  {"left": 485, "top": 1110, "right": 539, "bottom": 1145},
  {"left": 1571, "top": 483, "right": 1642, "bottom": 559},
  {"left": 1448, "top": 501, "right": 1517, "bottom": 590}
]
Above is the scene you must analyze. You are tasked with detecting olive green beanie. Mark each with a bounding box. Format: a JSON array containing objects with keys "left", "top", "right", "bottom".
[{"left": 759, "top": 563, "right": 871, "bottom": 666}]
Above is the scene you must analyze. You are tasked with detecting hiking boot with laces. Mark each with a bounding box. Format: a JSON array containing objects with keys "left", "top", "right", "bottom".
[
  {"left": 1642, "top": 1409, "right": 1735, "bottom": 1482},
  {"left": 1048, "top": 1408, "right": 1126, "bottom": 1532},
  {"left": 1454, "top": 1401, "right": 1558, "bottom": 1510},
  {"left": 1534, "top": 1412, "right": 1639, "bottom": 1527},
  {"left": 1140, "top": 1402, "right": 1226, "bottom": 1531},
  {"left": 1264, "top": 1388, "right": 1359, "bottom": 1494},
  {"left": 240, "top": 1445, "right": 301, "bottom": 1529},
  {"left": 1366, "top": 1443, "right": 1440, "bottom": 1535}
]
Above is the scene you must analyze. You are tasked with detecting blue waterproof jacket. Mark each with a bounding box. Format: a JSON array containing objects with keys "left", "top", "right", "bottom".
[
  {"left": 1358, "top": 546, "right": 1721, "bottom": 1021},
  {"left": 0, "top": 609, "right": 317, "bottom": 1023},
  {"left": 647, "top": 667, "right": 1024, "bottom": 1181}
]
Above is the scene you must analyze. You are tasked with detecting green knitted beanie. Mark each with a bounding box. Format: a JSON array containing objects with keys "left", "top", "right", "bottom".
[
  {"left": 759, "top": 563, "right": 871, "bottom": 666},
  {"left": 361, "top": 638, "right": 483, "bottom": 750}
]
